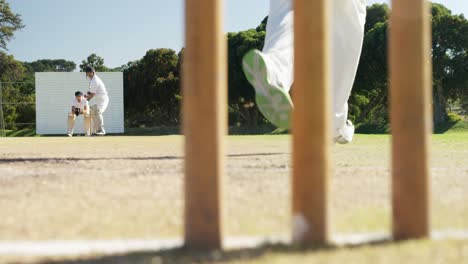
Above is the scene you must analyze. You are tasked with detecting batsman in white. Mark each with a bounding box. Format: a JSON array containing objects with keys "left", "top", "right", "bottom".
[
  {"left": 67, "top": 91, "right": 91, "bottom": 137},
  {"left": 242, "top": 0, "right": 367, "bottom": 144},
  {"left": 84, "top": 66, "right": 109, "bottom": 136}
]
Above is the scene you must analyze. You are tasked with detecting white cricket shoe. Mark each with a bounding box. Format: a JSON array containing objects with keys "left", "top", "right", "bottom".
[
  {"left": 67, "top": 133, "right": 73, "bottom": 137},
  {"left": 242, "top": 49, "right": 293, "bottom": 130},
  {"left": 334, "top": 120, "right": 355, "bottom": 144},
  {"left": 95, "top": 129, "right": 106, "bottom": 136}
]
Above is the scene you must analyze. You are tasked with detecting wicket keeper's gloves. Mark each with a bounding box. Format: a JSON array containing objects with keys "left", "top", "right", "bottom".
[{"left": 75, "top": 108, "right": 81, "bottom": 116}]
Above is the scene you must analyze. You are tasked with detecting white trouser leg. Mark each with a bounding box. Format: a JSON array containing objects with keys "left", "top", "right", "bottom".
[
  {"left": 263, "top": 0, "right": 294, "bottom": 91},
  {"left": 91, "top": 97, "right": 109, "bottom": 133},
  {"left": 264, "top": 0, "right": 366, "bottom": 137},
  {"left": 67, "top": 113, "right": 76, "bottom": 135},
  {"left": 83, "top": 112, "right": 91, "bottom": 136},
  {"left": 91, "top": 105, "right": 104, "bottom": 133},
  {"left": 332, "top": 0, "right": 367, "bottom": 137}
]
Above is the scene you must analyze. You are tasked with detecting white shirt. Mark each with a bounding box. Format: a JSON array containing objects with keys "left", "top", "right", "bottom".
[
  {"left": 71, "top": 97, "right": 89, "bottom": 111},
  {"left": 88, "top": 75, "right": 108, "bottom": 97}
]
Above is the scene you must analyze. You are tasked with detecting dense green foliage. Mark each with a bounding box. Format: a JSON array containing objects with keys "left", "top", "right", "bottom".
[
  {"left": 79, "top": 53, "right": 108, "bottom": 72},
  {"left": 1, "top": 1, "right": 466, "bottom": 133},
  {"left": 0, "top": 0, "right": 24, "bottom": 51},
  {"left": 351, "top": 4, "right": 390, "bottom": 128},
  {"left": 123, "top": 48, "right": 181, "bottom": 127},
  {"left": 431, "top": 4, "right": 468, "bottom": 124}
]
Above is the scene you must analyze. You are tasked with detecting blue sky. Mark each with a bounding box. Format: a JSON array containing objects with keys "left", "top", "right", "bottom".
[{"left": 7, "top": 0, "right": 467, "bottom": 69}]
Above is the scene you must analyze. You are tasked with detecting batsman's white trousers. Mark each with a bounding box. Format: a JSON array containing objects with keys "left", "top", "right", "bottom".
[
  {"left": 263, "top": 0, "right": 367, "bottom": 137},
  {"left": 90, "top": 95, "right": 109, "bottom": 133}
]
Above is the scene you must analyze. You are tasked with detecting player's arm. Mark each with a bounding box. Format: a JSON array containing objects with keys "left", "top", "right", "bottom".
[
  {"left": 86, "top": 91, "right": 96, "bottom": 100},
  {"left": 71, "top": 106, "right": 76, "bottom": 114},
  {"left": 86, "top": 79, "right": 98, "bottom": 100}
]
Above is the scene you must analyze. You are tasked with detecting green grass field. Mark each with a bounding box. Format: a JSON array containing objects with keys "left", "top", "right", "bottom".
[{"left": 0, "top": 132, "right": 467, "bottom": 263}]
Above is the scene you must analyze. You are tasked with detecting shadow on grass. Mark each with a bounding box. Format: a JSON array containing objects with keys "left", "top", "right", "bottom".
[
  {"left": 4, "top": 128, "right": 37, "bottom": 137},
  {"left": 2, "top": 125, "right": 282, "bottom": 137},
  {"left": 434, "top": 120, "right": 467, "bottom": 134},
  {"left": 124, "top": 125, "right": 285, "bottom": 136},
  {"left": 352, "top": 120, "right": 468, "bottom": 135},
  {"left": 43, "top": 239, "right": 393, "bottom": 264}
]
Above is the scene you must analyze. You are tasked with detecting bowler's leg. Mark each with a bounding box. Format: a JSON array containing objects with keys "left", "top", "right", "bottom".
[
  {"left": 262, "top": 0, "right": 294, "bottom": 91},
  {"left": 241, "top": 0, "right": 294, "bottom": 129},
  {"left": 332, "top": 0, "right": 366, "bottom": 142}
]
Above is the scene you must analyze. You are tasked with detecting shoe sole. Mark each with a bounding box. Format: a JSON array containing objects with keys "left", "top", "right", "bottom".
[{"left": 242, "top": 50, "right": 293, "bottom": 130}]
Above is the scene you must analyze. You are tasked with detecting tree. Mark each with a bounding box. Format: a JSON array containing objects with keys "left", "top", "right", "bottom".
[
  {"left": 256, "top": 16, "right": 268, "bottom": 32},
  {"left": 0, "top": 51, "right": 33, "bottom": 129},
  {"left": 0, "top": 51, "right": 24, "bottom": 82},
  {"left": 351, "top": 21, "right": 389, "bottom": 128},
  {"left": 227, "top": 20, "right": 267, "bottom": 126},
  {"left": 351, "top": 4, "right": 390, "bottom": 129},
  {"left": 79, "top": 53, "right": 109, "bottom": 72},
  {"left": 0, "top": 0, "right": 24, "bottom": 51},
  {"left": 352, "top": 3, "right": 467, "bottom": 130},
  {"left": 24, "top": 59, "right": 76, "bottom": 73},
  {"left": 124, "top": 48, "right": 180, "bottom": 126},
  {"left": 364, "top": 3, "right": 390, "bottom": 33},
  {"left": 431, "top": 4, "right": 468, "bottom": 125},
  {"left": 109, "top": 65, "right": 128, "bottom": 72}
]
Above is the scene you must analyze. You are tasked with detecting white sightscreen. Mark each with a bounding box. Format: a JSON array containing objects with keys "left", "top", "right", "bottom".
[{"left": 35, "top": 72, "right": 124, "bottom": 135}]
